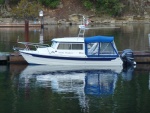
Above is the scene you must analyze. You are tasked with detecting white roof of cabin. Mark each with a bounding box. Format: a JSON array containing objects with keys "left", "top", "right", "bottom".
[{"left": 52, "top": 37, "right": 84, "bottom": 43}]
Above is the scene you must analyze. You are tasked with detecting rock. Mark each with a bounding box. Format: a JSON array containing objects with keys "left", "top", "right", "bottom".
[
  {"left": 127, "top": 16, "right": 134, "bottom": 22},
  {"left": 144, "top": 15, "right": 150, "bottom": 19},
  {"left": 110, "top": 20, "right": 115, "bottom": 24},
  {"left": 58, "top": 19, "right": 67, "bottom": 25}
]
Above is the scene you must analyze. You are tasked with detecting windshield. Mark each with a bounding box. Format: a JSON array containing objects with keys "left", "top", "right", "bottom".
[{"left": 51, "top": 41, "right": 57, "bottom": 49}]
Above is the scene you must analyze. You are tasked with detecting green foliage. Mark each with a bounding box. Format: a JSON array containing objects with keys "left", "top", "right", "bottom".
[
  {"left": 82, "top": 0, "right": 93, "bottom": 9},
  {"left": 11, "top": 0, "right": 42, "bottom": 20},
  {"left": 10, "top": 0, "right": 21, "bottom": 5},
  {"left": 96, "top": 0, "right": 124, "bottom": 16},
  {"left": 0, "top": 0, "right": 4, "bottom": 4},
  {"left": 38, "top": 0, "right": 60, "bottom": 8},
  {"left": 82, "top": 0, "right": 124, "bottom": 16}
]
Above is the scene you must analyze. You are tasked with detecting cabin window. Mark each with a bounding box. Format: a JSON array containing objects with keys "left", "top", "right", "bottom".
[
  {"left": 72, "top": 44, "right": 83, "bottom": 50},
  {"left": 87, "top": 43, "right": 99, "bottom": 55},
  {"left": 57, "top": 43, "right": 83, "bottom": 50},
  {"left": 100, "top": 43, "right": 115, "bottom": 54},
  {"left": 86, "top": 42, "right": 116, "bottom": 56},
  {"left": 57, "top": 43, "right": 71, "bottom": 50}
]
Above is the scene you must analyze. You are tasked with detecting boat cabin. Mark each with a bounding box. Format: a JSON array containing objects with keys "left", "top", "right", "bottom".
[{"left": 50, "top": 36, "right": 119, "bottom": 58}]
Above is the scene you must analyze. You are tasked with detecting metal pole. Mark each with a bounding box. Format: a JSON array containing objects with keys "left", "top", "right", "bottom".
[{"left": 41, "top": 16, "right": 44, "bottom": 29}]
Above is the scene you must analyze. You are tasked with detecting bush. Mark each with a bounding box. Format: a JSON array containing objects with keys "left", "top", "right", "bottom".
[
  {"left": 82, "top": 0, "right": 93, "bottom": 9},
  {"left": 96, "top": 0, "right": 123, "bottom": 16},
  {"left": 82, "top": 0, "right": 124, "bottom": 16},
  {"left": 38, "top": 0, "right": 60, "bottom": 8},
  {"left": 0, "top": 0, "right": 4, "bottom": 4}
]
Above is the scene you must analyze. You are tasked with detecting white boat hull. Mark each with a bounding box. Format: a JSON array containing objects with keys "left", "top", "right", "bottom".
[{"left": 20, "top": 52, "right": 123, "bottom": 66}]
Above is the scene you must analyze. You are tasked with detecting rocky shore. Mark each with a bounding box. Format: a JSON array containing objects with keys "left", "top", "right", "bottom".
[{"left": 0, "top": 13, "right": 150, "bottom": 26}]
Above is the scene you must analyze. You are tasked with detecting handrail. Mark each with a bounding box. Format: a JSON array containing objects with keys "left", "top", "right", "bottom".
[
  {"left": 18, "top": 42, "right": 50, "bottom": 51},
  {"left": 18, "top": 42, "right": 50, "bottom": 47}
]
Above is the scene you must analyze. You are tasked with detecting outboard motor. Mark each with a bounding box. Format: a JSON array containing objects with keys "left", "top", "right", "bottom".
[{"left": 120, "top": 49, "right": 136, "bottom": 66}]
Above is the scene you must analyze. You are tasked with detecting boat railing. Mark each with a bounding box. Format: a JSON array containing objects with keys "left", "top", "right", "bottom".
[{"left": 18, "top": 42, "right": 50, "bottom": 51}]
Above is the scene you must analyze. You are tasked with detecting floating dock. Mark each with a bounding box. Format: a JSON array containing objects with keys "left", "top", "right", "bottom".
[
  {"left": 0, "top": 53, "right": 9, "bottom": 64},
  {"left": 134, "top": 51, "right": 150, "bottom": 64},
  {"left": 0, "top": 51, "right": 150, "bottom": 65}
]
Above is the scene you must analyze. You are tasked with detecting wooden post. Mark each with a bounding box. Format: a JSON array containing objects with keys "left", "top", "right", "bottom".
[
  {"left": 39, "top": 10, "right": 44, "bottom": 29},
  {"left": 25, "top": 20, "right": 29, "bottom": 42}
]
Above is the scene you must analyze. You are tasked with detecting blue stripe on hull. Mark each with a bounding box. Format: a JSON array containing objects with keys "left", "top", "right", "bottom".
[{"left": 21, "top": 52, "right": 118, "bottom": 61}]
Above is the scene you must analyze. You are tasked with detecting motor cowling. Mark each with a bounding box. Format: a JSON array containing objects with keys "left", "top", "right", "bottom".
[{"left": 120, "top": 49, "right": 135, "bottom": 66}]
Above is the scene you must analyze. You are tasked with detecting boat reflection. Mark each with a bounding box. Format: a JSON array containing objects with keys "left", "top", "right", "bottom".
[
  {"left": 35, "top": 70, "right": 118, "bottom": 96},
  {"left": 19, "top": 65, "right": 122, "bottom": 96},
  {"left": 122, "top": 66, "right": 134, "bottom": 81},
  {"left": 85, "top": 70, "right": 118, "bottom": 95},
  {"left": 17, "top": 65, "right": 135, "bottom": 111}
]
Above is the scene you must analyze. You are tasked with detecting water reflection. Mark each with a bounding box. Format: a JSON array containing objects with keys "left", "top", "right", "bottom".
[
  {"left": 122, "top": 66, "right": 134, "bottom": 81},
  {"left": 85, "top": 70, "right": 117, "bottom": 95},
  {"left": 18, "top": 65, "right": 122, "bottom": 94},
  {"left": 0, "top": 24, "right": 150, "bottom": 52},
  {"left": 1, "top": 64, "right": 150, "bottom": 113},
  {"left": 16, "top": 65, "right": 133, "bottom": 111},
  {"left": 0, "top": 65, "right": 8, "bottom": 72}
]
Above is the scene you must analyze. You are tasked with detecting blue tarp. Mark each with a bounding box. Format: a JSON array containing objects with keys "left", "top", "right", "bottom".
[{"left": 84, "top": 36, "right": 114, "bottom": 43}]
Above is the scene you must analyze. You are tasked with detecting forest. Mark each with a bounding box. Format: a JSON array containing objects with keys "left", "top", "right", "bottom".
[{"left": 0, "top": 0, "right": 149, "bottom": 20}]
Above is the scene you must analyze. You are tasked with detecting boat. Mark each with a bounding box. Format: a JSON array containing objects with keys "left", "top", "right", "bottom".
[
  {"left": 17, "top": 35, "right": 123, "bottom": 66},
  {"left": 15, "top": 17, "right": 135, "bottom": 66}
]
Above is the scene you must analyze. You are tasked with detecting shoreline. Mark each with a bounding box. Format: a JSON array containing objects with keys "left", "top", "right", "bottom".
[
  {"left": 0, "top": 21, "right": 150, "bottom": 28},
  {"left": 0, "top": 23, "right": 41, "bottom": 27},
  {"left": 0, "top": 16, "right": 150, "bottom": 27}
]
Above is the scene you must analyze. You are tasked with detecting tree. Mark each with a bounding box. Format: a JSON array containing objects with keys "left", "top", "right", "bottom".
[
  {"left": 11, "top": 0, "right": 42, "bottom": 20},
  {"left": 11, "top": 0, "right": 42, "bottom": 42}
]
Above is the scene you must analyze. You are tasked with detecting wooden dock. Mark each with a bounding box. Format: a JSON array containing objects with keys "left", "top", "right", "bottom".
[
  {"left": 8, "top": 52, "right": 28, "bottom": 64},
  {"left": 0, "top": 53, "right": 9, "bottom": 64},
  {"left": 0, "top": 23, "right": 41, "bottom": 27},
  {"left": 134, "top": 51, "right": 150, "bottom": 64},
  {"left": 0, "top": 51, "right": 150, "bottom": 65}
]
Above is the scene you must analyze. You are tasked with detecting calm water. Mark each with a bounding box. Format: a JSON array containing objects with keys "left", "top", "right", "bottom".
[
  {"left": 0, "top": 64, "right": 150, "bottom": 113},
  {"left": 0, "top": 24, "right": 150, "bottom": 52},
  {"left": 0, "top": 24, "right": 150, "bottom": 113}
]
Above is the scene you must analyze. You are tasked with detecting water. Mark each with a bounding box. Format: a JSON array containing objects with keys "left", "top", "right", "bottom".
[
  {"left": 0, "top": 24, "right": 150, "bottom": 52},
  {"left": 0, "top": 24, "right": 150, "bottom": 113},
  {"left": 0, "top": 64, "right": 150, "bottom": 113}
]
